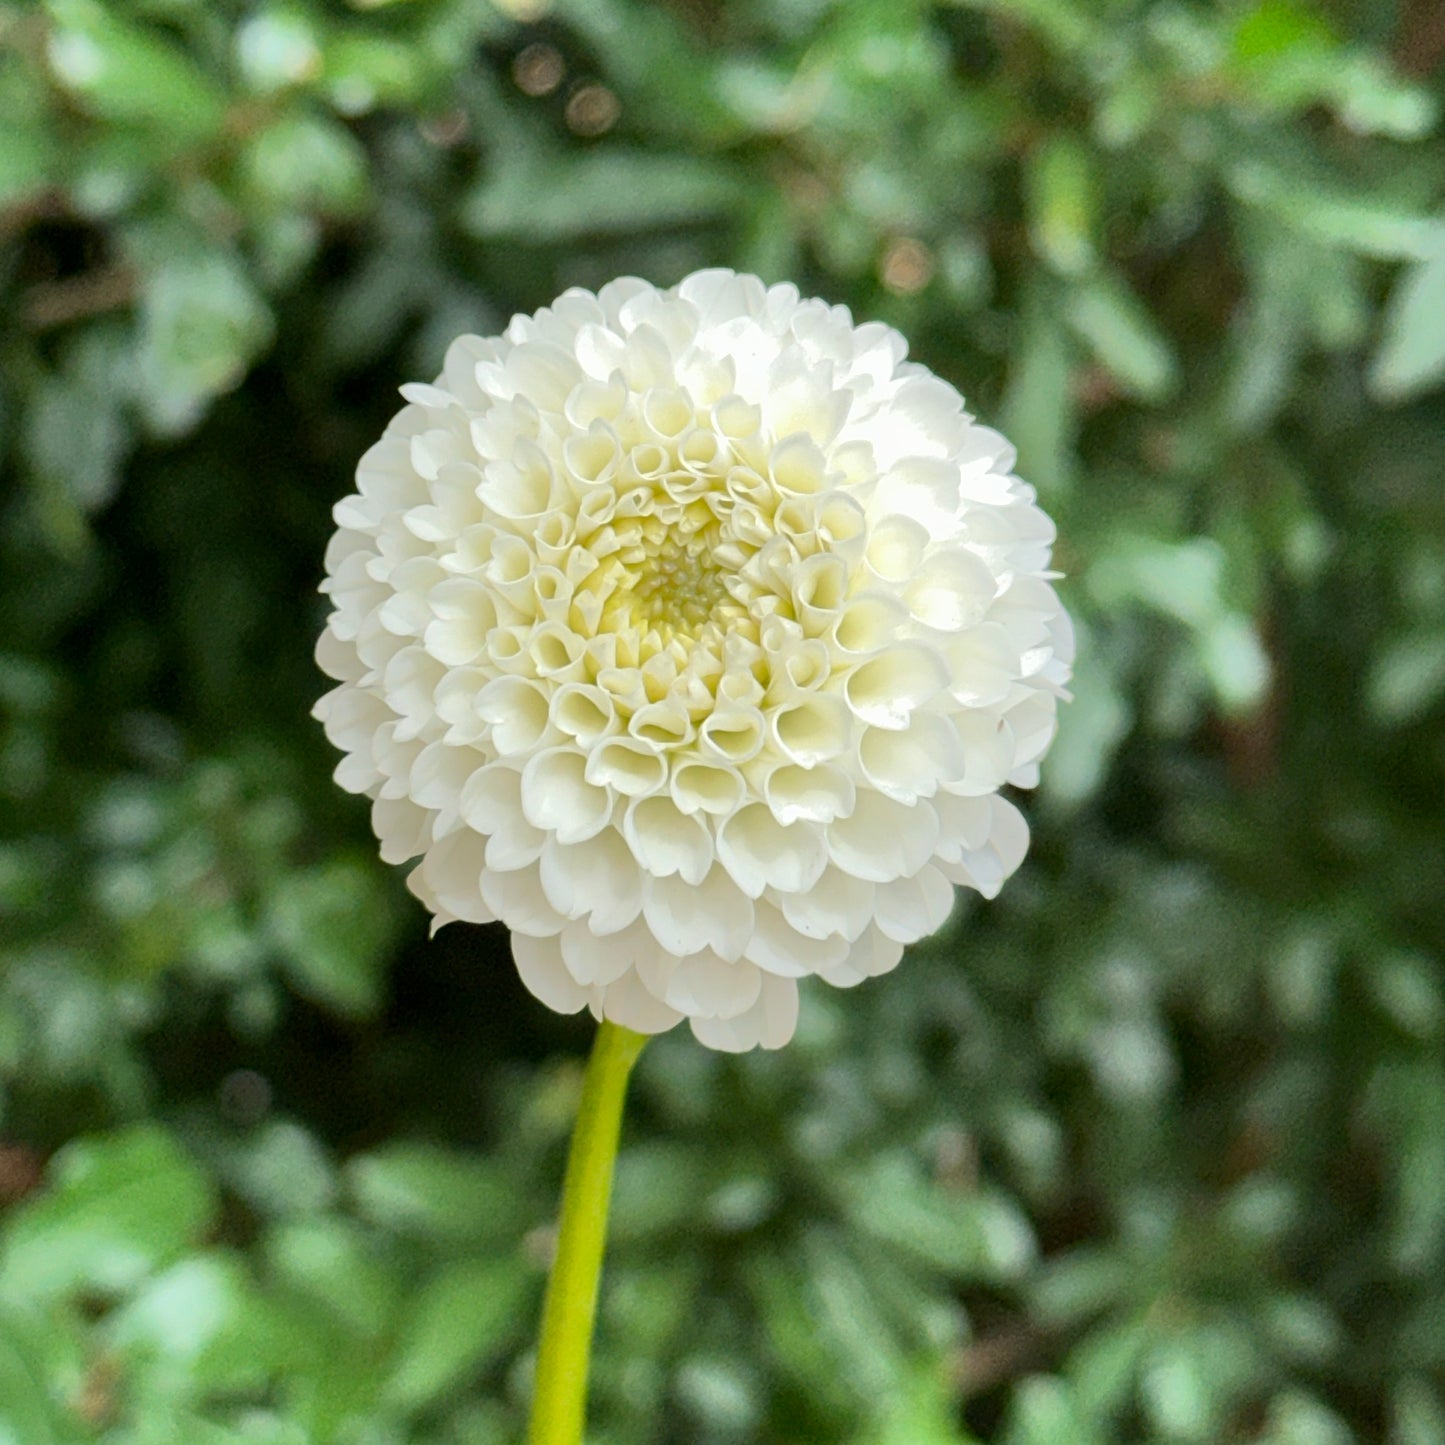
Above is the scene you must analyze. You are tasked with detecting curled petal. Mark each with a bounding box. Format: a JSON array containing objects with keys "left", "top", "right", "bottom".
[
  {"left": 641, "top": 866, "right": 754, "bottom": 961},
  {"left": 512, "top": 933, "right": 590, "bottom": 1015},
  {"left": 521, "top": 748, "right": 612, "bottom": 844},
  {"left": 623, "top": 796, "right": 715, "bottom": 885},
  {"left": 762, "top": 762, "right": 855, "bottom": 825},
  {"left": 717, "top": 805, "right": 827, "bottom": 899},
  {"left": 844, "top": 644, "right": 950, "bottom": 730},
  {"left": 600, "top": 967, "right": 686, "bottom": 1035},
  {"left": 745, "top": 902, "right": 848, "bottom": 978},
  {"left": 826, "top": 793, "right": 939, "bottom": 883},
  {"left": 690, "top": 973, "right": 799, "bottom": 1051},
  {"left": 538, "top": 828, "right": 644, "bottom": 933}
]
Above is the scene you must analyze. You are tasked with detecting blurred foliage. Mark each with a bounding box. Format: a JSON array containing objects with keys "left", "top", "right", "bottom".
[{"left": 2, "top": 0, "right": 1444, "bottom": 1440}]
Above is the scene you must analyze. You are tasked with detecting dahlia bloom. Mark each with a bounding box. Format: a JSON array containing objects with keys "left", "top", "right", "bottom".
[{"left": 314, "top": 270, "right": 1072, "bottom": 1050}]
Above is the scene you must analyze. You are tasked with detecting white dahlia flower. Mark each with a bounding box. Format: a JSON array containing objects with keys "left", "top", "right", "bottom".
[{"left": 314, "top": 270, "right": 1072, "bottom": 1051}]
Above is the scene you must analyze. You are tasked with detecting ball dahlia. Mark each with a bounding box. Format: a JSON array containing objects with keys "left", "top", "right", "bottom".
[{"left": 314, "top": 270, "right": 1072, "bottom": 1051}]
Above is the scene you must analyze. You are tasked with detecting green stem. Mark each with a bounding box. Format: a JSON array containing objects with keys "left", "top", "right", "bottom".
[{"left": 528, "top": 1019, "right": 648, "bottom": 1445}]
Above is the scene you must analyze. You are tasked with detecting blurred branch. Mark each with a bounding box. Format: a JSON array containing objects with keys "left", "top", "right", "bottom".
[
  {"left": 22, "top": 263, "right": 137, "bottom": 330},
  {"left": 954, "top": 1323, "right": 1052, "bottom": 1395},
  {"left": 1395, "top": 0, "right": 1445, "bottom": 78},
  {"left": 0, "top": 187, "right": 68, "bottom": 240}
]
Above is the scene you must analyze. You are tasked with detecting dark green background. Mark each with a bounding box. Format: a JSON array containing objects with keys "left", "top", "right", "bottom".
[{"left": 2, "top": 0, "right": 1444, "bottom": 1440}]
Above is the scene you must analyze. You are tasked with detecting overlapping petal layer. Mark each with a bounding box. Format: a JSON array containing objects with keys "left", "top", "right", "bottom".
[{"left": 315, "top": 270, "right": 1072, "bottom": 1050}]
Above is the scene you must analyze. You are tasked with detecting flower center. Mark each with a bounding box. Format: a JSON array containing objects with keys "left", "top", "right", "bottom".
[
  {"left": 631, "top": 532, "right": 728, "bottom": 630},
  {"left": 597, "top": 502, "right": 741, "bottom": 648}
]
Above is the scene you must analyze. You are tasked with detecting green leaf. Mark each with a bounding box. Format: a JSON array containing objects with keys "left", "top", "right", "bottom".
[
  {"left": 241, "top": 111, "right": 370, "bottom": 216},
  {"left": 344, "top": 1142, "right": 524, "bottom": 1243},
  {"left": 609, "top": 1141, "right": 722, "bottom": 1243},
  {"left": 864, "top": 1354, "right": 980, "bottom": 1444},
  {"left": 1260, "top": 1390, "right": 1355, "bottom": 1445},
  {"left": 464, "top": 149, "right": 745, "bottom": 241},
  {"left": 1197, "top": 612, "right": 1271, "bottom": 714},
  {"left": 381, "top": 1256, "right": 532, "bottom": 1413},
  {"left": 838, "top": 1157, "right": 1035, "bottom": 1280},
  {"left": 601, "top": 1258, "right": 704, "bottom": 1359},
  {"left": 321, "top": 33, "right": 425, "bottom": 115},
  {"left": 744, "top": 1248, "right": 862, "bottom": 1418},
  {"left": 0, "top": 1126, "right": 214, "bottom": 1304},
  {"left": 1371, "top": 249, "right": 1445, "bottom": 402},
  {"left": 0, "top": 1303, "right": 86, "bottom": 1445},
  {"left": 266, "top": 857, "right": 397, "bottom": 1017},
  {"left": 1227, "top": 3, "right": 1434, "bottom": 139},
  {"left": 999, "top": 283, "right": 1076, "bottom": 494},
  {"left": 130, "top": 237, "right": 275, "bottom": 436},
  {"left": 234, "top": 10, "right": 323, "bottom": 94},
  {"left": 1026, "top": 136, "right": 1096, "bottom": 277},
  {"left": 1064, "top": 274, "right": 1178, "bottom": 403},
  {"left": 264, "top": 1217, "right": 399, "bottom": 1339},
  {"left": 44, "top": 0, "right": 226, "bottom": 137},
  {"left": 219, "top": 1119, "right": 338, "bottom": 1220},
  {"left": 0, "top": 126, "right": 57, "bottom": 207},
  {"left": 1391, "top": 1377, "right": 1445, "bottom": 1445},
  {"left": 1039, "top": 638, "right": 1131, "bottom": 807},
  {"left": 1230, "top": 163, "right": 1442, "bottom": 261},
  {"left": 1089, "top": 536, "right": 1228, "bottom": 629},
  {"left": 104, "top": 1252, "right": 285, "bottom": 1396},
  {"left": 798, "top": 1228, "right": 905, "bottom": 1400},
  {"left": 22, "top": 328, "right": 133, "bottom": 518},
  {"left": 1366, "top": 630, "right": 1445, "bottom": 725},
  {"left": 1004, "top": 1376, "right": 1103, "bottom": 1445}
]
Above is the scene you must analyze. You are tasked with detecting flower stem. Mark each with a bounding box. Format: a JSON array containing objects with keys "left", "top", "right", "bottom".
[{"left": 528, "top": 1019, "right": 648, "bottom": 1445}]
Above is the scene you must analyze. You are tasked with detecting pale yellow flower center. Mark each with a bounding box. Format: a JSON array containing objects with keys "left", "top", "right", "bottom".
[{"left": 573, "top": 460, "right": 766, "bottom": 686}]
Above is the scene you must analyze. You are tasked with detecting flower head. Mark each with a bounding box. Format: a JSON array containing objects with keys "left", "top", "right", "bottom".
[{"left": 315, "top": 270, "right": 1072, "bottom": 1050}]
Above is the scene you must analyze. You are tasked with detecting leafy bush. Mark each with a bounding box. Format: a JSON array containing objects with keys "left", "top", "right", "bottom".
[{"left": 2, "top": 0, "right": 1444, "bottom": 1440}]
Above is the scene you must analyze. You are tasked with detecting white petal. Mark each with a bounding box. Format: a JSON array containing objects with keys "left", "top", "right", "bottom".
[
  {"left": 779, "top": 866, "right": 877, "bottom": 942},
  {"left": 641, "top": 867, "right": 753, "bottom": 961},
  {"left": 763, "top": 762, "right": 855, "bottom": 825},
  {"left": 623, "top": 796, "right": 714, "bottom": 885},
  {"left": 770, "top": 696, "right": 851, "bottom": 766},
  {"left": 945, "top": 623, "right": 1019, "bottom": 707},
  {"left": 478, "top": 862, "right": 565, "bottom": 936},
  {"left": 821, "top": 927, "right": 904, "bottom": 987},
  {"left": 664, "top": 952, "right": 762, "bottom": 1020},
  {"left": 844, "top": 644, "right": 949, "bottom": 729},
  {"left": 671, "top": 761, "right": 745, "bottom": 817},
  {"left": 934, "top": 791, "right": 994, "bottom": 858},
  {"left": 873, "top": 866, "right": 956, "bottom": 944},
  {"left": 538, "top": 828, "right": 643, "bottom": 934},
  {"left": 690, "top": 973, "right": 799, "bottom": 1051},
  {"left": 716, "top": 804, "right": 827, "bottom": 899},
  {"left": 826, "top": 792, "right": 939, "bottom": 883},
  {"left": 521, "top": 748, "right": 612, "bottom": 844},
  {"left": 905, "top": 548, "right": 996, "bottom": 631},
  {"left": 585, "top": 738, "right": 668, "bottom": 797},
  {"left": 511, "top": 933, "right": 589, "bottom": 1015},
  {"left": 857, "top": 714, "right": 963, "bottom": 804},
  {"left": 948, "top": 712, "right": 1015, "bottom": 796},
  {"left": 953, "top": 795, "right": 1031, "bottom": 899},
  {"left": 458, "top": 764, "right": 545, "bottom": 870},
  {"left": 408, "top": 742, "right": 481, "bottom": 812},
  {"left": 744, "top": 902, "right": 849, "bottom": 978},
  {"left": 561, "top": 916, "right": 648, "bottom": 988},
  {"left": 477, "top": 677, "right": 553, "bottom": 757},
  {"left": 864, "top": 514, "right": 930, "bottom": 584},
  {"left": 373, "top": 795, "right": 432, "bottom": 865},
  {"left": 699, "top": 708, "right": 766, "bottom": 764},
  {"left": 600, "top": 968, "right": 685, "bottom": 1035},
  {"left": 417, "top": 828, "right": 494, "bottom": 923}
]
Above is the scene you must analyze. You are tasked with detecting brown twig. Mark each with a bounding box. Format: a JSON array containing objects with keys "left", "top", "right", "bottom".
[{"left": 22, "top": 262, "right": 138, "bottom": 330}]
